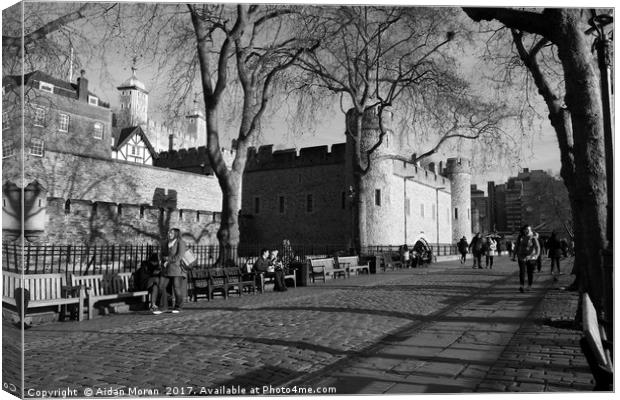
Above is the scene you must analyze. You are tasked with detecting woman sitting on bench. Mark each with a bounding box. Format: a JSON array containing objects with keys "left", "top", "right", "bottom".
[
  {"left": 253, "top": 248, "right": 287, "bottom": 292},
  {"left": 133, "top": 253, "right": 163, "bottom": 314}
]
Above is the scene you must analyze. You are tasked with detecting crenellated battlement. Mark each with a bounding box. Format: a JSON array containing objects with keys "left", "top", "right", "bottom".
[
  {"left": 392, "top": 160, "right": 452, "bottom": 189},
  {"left": 47, "top": 197, "right": 221, "bottom": 224},
  {"left": 155, "top": 146, "right": 236, "bottom": 171},
  {"left": 444, "top": 157, "right": 472, "bottom": 176},
  {"left": 245, "top": 143, "right": 347, "bottom": 171}
]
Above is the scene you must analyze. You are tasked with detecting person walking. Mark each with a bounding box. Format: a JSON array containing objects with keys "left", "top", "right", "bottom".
[
  {"left": 485, "top": 237, "right": 497, "bottom": 269},
  {"left": 513, "top": 224, "right": 540, "bottom": 292},
  {"left": 506, "top": 240, "right": 513, "bottom": 258},
  {"left": 469, "top": 233, "right": 484, "bottom": 269},
  {"left": 546, "top": 231, "right": 563, "bottom": 281},
  {"left": 534, "top": 232, "right": 544, "bottom": 272},
  {"left": 457, "top": 236, "right": 468, "bottom": 264},
  {"left": 159, "top": 228, "right": 186, "bottom": 313}
]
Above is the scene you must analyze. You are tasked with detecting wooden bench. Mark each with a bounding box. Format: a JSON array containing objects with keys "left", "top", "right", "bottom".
[
  {"left": 580, "top": 293, "right": 613, "bottom": 390},
  {"left": 284, "top": 269, "right": 297, "bottom": 288},
  {"left": 380, "top": 252, "right": 402, "bottom": 271},
  {"left": 188, "top": 269, "right": 210, "bottom": 302},
  {"left": 309, "top": 258, "right": 347, "bottom": 281},
  {"left": 337, "top": 256, "right": 370, "bottom": 275},
  {"left": 308, "top": 258, "right": 330, "bottom": 282},
  {"left": 207, "top": 268, "right": 228, "bottom": 300},
  {"left": 255, "top": 268, "right": 297, "bottom": 292},
  {"left": 225, "top": 267, "right": 256, "bottom": 296},
  {"left": 70, "top": 272, "right": 148, "bottom": 320},
  {"left": 2, "top": 271, "right": 84, "bottom": 321}
]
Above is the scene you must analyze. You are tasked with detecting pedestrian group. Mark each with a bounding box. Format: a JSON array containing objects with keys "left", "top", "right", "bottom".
[{"left": 459, "top": 226, "right": 570, "bottom": 292}]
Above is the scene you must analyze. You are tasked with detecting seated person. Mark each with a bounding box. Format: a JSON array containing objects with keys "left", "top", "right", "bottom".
[
  {"left": 133, "top": 253, "right": 164, "bottom": 314},
  {"left": 253, "top": 248, "right": 271, "bottom": 274},
  {"left": 269, "top": 249, "right": 288, "bottom": 292},
  {"left": 253, "top": 248, "right": 287, "bottom": 292}
]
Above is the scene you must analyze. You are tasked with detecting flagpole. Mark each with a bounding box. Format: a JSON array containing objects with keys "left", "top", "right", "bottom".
[{"left": 69, "top": 47, "right": 74, "bottom": 82}]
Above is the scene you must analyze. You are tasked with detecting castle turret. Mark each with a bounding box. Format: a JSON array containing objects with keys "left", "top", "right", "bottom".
[
  {"left": 117, "top": 65, "right": 149, "bottom": 129},
  {"left": 445, "top": 157, "right": 472, "bottom": 242},
  {"left": 345, "top": 106, "right": 397, "bottom": 247},
  {"left": 186, "top": 95, "right": 206, "bottom": 148}
]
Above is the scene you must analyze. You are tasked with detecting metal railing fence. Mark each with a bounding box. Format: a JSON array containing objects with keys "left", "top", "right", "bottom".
[{"left": 2, "top": 242, "right": 458, "bottom": 275}]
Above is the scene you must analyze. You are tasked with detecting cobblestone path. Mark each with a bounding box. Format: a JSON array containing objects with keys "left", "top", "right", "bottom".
[{"left": 2, "top": 256, "right": 594, "bottom": 396}]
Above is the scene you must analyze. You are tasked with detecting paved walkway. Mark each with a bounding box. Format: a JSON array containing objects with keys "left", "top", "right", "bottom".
[{"left": 2, "top": 256, "right": 599, "bottom": 397}]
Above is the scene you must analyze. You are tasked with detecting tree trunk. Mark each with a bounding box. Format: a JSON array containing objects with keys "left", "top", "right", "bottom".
[
  {"left": 216, "top": 172, "right": 241, "bottom": 264},
  {"left": 463, "top": 6, "right": 609, "bottom": 317},
  {"left": 346, "top": 110, "right": 366, "bottom": 253},
  {"left": 553, "top": 10, "right": 608, "bottom": 311}
]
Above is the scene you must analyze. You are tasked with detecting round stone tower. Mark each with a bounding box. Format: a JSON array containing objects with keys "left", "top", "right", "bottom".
[
  {"left": 445, "top": 157, "right": 472, "bottom": 242},
  {"left": 345, "top": 106, "right": 397, "bottom": 247}
]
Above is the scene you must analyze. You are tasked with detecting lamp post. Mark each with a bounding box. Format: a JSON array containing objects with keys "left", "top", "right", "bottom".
[
  {"left": 586, "top": 11, "right": 613, "bottom": 339},
  {"left": 348, "top": 185, "right": 356, "bottom": 254},
  {"left": 436, "top": 186, "right": 446, "bottom": 248}
]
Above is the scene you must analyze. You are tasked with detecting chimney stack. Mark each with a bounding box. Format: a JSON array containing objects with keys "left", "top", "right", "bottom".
[
  {"left": 77, "top": 70, "right": 88, "bottom": 102},
  {"left": 169, "top": 134, "right": 174, "bottom": 151}
]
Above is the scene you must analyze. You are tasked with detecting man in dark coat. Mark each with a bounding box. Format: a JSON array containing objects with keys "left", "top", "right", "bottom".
[
  {"left": 469, "top": 233, "right": 484, "bottom": 269},
  {"left": 457, "top": 236, "right": 468, "bottom": 264}
]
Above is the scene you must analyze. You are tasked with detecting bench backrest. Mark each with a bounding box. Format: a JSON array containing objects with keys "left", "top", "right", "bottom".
[
  {"left": 3, "top": 271, "right": 68, "bottom": 301},
  {"left": 110, "top": 272, "right": 133, "bottom": 294},
  {"left": 208, "top": 268, "right": 227, "bottom": 285},
  {"left": 189, "top": 269, "right": 209, "bottom": 280},
  {"left": 71, "top": 273, "right": 134, "bottom": 296},
  {"left": 582, "top": 293, "right": 607, "bottom": 366},
  {"left": 224, "top": 267, "right": 242, "bottom": 283},
  {"left": 310, "top": 258, "right": 334, "bottom": 272},
  {"left": 337, "top": 256, "right": 360, "bottom": 267}
]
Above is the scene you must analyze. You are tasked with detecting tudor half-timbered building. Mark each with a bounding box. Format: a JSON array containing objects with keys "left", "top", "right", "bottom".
[{"left": 112, "top": 126, "right": 157, "bottom": 165}]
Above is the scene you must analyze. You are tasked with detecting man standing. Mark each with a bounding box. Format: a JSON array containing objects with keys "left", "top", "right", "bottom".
[{"left": 159, "top": 228, "right": 186, "bottom": 313}]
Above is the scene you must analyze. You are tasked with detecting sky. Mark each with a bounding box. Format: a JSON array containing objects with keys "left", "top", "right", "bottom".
[{"left": 7, "top": 0, "right": 607, "bottom": 194}]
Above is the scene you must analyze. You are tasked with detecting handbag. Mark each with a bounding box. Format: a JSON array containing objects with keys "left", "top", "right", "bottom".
[{"left": 181, "top": 247, "right": 197, "bottom": 269}]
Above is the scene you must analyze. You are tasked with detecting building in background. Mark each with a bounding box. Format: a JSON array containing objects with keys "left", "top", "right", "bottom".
[
  {"left": 112, "top": 67, "right": 207, "bottom": 152},
  {"left": 3, "top": 70, "right": 113, "bottom": 160},
  {"left": 487, "top": 168, "right": 571, "bottom": 236},
  {"left": 236, "top": 108, "right": 471, "bottom": 248},
  {"left": 470, "top": 184, "right": 489, "bottom": 234},
  {"left": 2, "top": 69, "right": 222, "bottom": 245}
]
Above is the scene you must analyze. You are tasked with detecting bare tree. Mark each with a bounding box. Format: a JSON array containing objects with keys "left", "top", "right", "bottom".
[
  {"left": 2, "top": 2, "right": 118, "bottom": 78},
  {"left": 188, "top": 4, "right": 314, "bottom": 260},
  {"left": 293, "top": 6, "right": 515, "bottom": 250},
  {"left": 463, "top": 8, "right": 610, "bottom": 321}
]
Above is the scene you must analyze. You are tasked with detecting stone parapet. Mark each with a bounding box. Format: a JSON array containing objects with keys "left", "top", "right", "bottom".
[{"left": 245, "top": 143, "right": 346, "bottom": 171}]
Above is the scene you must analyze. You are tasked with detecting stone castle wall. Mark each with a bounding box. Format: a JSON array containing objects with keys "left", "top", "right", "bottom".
[
  {"left": 240, "top": 163, "right": 349, "bottom": 247},
  {"left": 43, "top": 197, "right": 219, "bottom": 245},
  {"left": 3, "top": 150, "right": 223, "bottom": 245},
  {"left": 16, "top": 151, "right": 223, "bottom": 212},
  {"left": 239, "top": 139, "right": 459, "bottom": 247}
]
